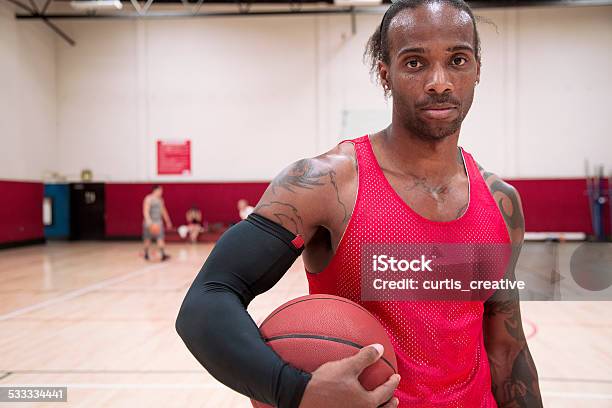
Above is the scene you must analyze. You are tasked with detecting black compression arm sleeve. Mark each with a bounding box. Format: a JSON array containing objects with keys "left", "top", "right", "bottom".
[{"left": 175, "top": 213, "right": 312, "bottom": 408}]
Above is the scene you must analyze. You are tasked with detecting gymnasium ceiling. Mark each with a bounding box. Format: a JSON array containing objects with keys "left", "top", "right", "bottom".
[
  {"left": 5, "top": 0, "right": 612, "bottom": 46},
  {"left": 10, "top": 0, "right": 612, "bottom": 18}
]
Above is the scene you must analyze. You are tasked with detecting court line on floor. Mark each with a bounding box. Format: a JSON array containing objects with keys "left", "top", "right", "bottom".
[
  {"left": 0, "top": 373, "right": 11, "bottom": 381},
  {"left": 540, "top": 377, "right": 612, "bottom": 384},
  {"left": 2, "top": 318, "right": 176, "bottom": 322},
  {"left": 0, "top": 383, "right": 224, "bottom": 389},
  {"left": 541, "top": 391, "right": 612, "bottom": 400},
  {"left": 4, "top": 370, "right": 611, "bottom": 385},
  {"left": 0, "top": 384, "right": 609, "bottom": 398},
  {"left": 523, "top": 318, "right": 537, "bottom": 340},
  {"left": 0, "top": 370, "right": 202, "bottom": 374},
  {"left": 0, "top": 289, "right": 182, "bottom": 293},
  {"left": 0, "top": 263, "right": 168, "bottom": 322}
]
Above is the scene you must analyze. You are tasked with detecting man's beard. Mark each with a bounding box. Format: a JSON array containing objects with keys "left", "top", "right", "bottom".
[
  {"left": 405, "top": 114, "right": 464, "bottom": 141},
  {"left": 394, "top": 91, "right": 473, "bottom": 141}
]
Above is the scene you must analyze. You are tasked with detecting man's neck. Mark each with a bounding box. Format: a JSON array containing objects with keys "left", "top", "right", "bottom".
[{"left": 378, "top": 121, "right": 463, "bottom": 180}]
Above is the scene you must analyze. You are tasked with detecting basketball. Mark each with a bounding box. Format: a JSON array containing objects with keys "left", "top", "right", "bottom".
[
  {"left": 149, "top": 223, "right": 161, "bottom": 237},
  {"left": 250, "top": 294, "right": 398, "bottom": 408}
]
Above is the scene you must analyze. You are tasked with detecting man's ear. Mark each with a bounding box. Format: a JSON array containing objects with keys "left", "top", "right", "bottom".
[{"left": 378, "top": 60, "right": 390, "bottom": 90}]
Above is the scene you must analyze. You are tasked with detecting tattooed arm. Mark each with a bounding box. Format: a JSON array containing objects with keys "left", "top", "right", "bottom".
[
  {"left": 255, "top": 144, "right": 357, "bottom": 250},
  {"left": 175, "top": 147, "right": 355, "bottom": 408},
  {"left": 255, "top": 150, "right": 400, "bottom": 408},
  {"left": 480, "top": 167, "right": 543, "bottom": 408}
]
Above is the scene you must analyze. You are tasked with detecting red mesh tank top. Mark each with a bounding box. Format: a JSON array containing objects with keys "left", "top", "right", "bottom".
[{"left": 306, "top": 135, "right": 510, "bottom": 407}]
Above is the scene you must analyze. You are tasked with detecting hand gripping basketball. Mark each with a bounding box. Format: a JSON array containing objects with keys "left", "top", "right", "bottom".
[
  {"left": 250, "top": 294, "right": 400, "bottom": 408},
  {"left": 299, "top": 344, "right": 400, "bottom": 408}
]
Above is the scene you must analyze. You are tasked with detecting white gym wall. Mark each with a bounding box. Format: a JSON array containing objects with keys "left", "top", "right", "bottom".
[
  {"left": 1, "top": 3, "right": 611, "bottom": 181},
  {"left": 0, "top": 4, "right": 56, "bottom": 181}
]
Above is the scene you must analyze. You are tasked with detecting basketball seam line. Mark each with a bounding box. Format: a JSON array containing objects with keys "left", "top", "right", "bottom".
[
  {"left": 259, "top": 296, "right": 375, "bottom": 328},
  {"left": 264, "top": 334, "right": 397, "bottom": 374}
]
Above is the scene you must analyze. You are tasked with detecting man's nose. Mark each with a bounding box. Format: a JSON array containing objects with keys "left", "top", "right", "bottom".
[{"left": 425, "top": 63, "right": 454, "bottom": 95}]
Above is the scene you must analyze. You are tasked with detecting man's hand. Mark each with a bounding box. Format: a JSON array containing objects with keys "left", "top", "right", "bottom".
[{"left": 299, "top": 344, "right": 401, "bottom": 408}]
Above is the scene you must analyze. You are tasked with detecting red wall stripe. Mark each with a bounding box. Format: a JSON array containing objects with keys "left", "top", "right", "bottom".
[
  {"left": 105, "top": 182, "right": 268, "bottom": 237},
  {"left": 105, "top": 179, "right": 608, "bottom": 237},
  {"left": 0, "top": 179, "right": 605, "bottom": 245},
  {"left": 0, "top": 180, "right": 44, "bottom": 244},
  {"left": 508, "top": 178, "right": 608, "bottom": 235}
]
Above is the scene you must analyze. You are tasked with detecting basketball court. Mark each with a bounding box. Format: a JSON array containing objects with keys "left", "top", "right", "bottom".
[{"left": 1, "top": 0, "right": 612, "bottom": 406}]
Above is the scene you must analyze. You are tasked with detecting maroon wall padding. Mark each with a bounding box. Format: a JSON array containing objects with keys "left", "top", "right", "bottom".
[
  {"left": 105, "top": 182, "right": 269, "bottom": 237},
  {"left": 104, "top": 179, "right": 608, "bottom": 238},
  {"left": 0, "top": 179, "right": 599, "bottom": 243},
  {"left": 0, "top": 180, "right": 44, "bottom": 244},
  {"left": 508, "top": 178, "right": 609, "bottom": 235}
]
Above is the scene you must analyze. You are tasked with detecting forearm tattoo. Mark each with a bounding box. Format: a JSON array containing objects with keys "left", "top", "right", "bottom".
[
  {"left": 485, "top": 298, "right": 542, "bottom": 408},
  {"left": 479, "top": 162, "right": 542, "bottom": 407}
]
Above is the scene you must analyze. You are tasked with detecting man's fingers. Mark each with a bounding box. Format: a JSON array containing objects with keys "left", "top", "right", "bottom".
[
  {"left": 377, "top": 396, "right": 399, "bottom": 408},
  {"left": 370, "top": 373, "right": 401, "bottom": 406},
  {"left": 349, "top": 344, "right": 384, "bottom": 375}
]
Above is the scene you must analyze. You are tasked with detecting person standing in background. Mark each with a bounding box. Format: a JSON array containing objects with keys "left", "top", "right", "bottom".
[{"left": 143, "top": 185, "right": 173, "bottom": 261}]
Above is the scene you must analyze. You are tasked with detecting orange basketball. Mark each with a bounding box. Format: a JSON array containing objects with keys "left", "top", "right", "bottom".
[
  {"left": 148, "top": 223, "right": 161, "bottom": 237},
  {"left": 251, "top": 294, "right": 398, "bottom": 408}
]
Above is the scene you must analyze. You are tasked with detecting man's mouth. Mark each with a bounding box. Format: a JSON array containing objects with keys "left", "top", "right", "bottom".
[{"left": 420, "top": 104, "right": 458, "bottom": 120}]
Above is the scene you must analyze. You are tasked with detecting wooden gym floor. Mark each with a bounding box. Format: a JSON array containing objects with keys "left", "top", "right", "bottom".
[{"left": 0, "top": 241, "right": 610, "bottom": 407}]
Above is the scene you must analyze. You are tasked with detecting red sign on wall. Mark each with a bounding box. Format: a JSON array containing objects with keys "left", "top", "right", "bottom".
[{"left": 157, "top": 140, "right": 191, "bottom": 175}]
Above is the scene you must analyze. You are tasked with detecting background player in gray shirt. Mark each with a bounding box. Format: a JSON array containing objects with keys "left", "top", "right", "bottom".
[{"left": 143, "top": 185, "right": 173, "bottom": 261}]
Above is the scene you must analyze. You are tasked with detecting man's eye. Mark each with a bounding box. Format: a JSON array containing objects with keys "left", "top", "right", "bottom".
[
  {"left": 452, "top": 56, "right": 467, "bottom": 66},
  {"left": 406, "top": 59, "right": 422, "bottom": 68}
]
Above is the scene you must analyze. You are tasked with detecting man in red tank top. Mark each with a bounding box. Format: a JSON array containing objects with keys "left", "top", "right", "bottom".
[{"left": 253, "top": 1, "right": 542, "bottom": 407}]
